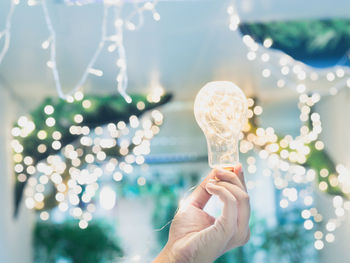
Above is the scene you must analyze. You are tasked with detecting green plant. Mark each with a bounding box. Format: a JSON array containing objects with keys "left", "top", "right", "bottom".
[
  {"left": 240, "top": 19, "right": 350, "bottom": 63},
  {"left": 34, "top": 220, "right": 123, "bottom": 263},
  {"left": 260, "top": 223, "right": 313, "bottom": 263},
  {"left": 214, "top": 214, "right": 314, "bottom": 263}
]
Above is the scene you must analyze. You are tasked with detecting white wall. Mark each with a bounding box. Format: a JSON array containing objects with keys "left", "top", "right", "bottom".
[
  {"left": 0, "top": 88, "right": 34, "bottom": 263},
  {"left": 317, "top": 89, "right": 350, "bottom": 263}
]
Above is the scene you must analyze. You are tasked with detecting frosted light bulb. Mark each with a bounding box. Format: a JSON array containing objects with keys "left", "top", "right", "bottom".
[{"left": 194, "top": 81, "right": 248, "bottom": 168}]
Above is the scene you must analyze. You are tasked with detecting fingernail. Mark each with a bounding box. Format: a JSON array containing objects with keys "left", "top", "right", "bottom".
[
  {"left": 206, "top": 181, "right": 215, "bottom": 187},
  {"left": 208, "top": 179, "right": 217, "bottom": 183}
]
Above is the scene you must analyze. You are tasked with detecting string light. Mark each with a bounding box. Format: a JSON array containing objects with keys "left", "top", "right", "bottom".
[
  {"left": 227, "top": 1, "right": 350, "bottom": 250},
  {"left": 13, "top": 91, "right": 165, "bottom": 227},
  {"left": 38, "top": 0, "right": 160, "bottom": 101},
  {"left": 237, "top": 96, "right": 350, "bottom": 249},
  {"left": 3, "top": 0, "right": 348, "bottom": 243}
]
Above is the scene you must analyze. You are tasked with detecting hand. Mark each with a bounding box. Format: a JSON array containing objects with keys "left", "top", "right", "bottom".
[{"left": 153, "top": 164, "right": 250, "bottom": 263}]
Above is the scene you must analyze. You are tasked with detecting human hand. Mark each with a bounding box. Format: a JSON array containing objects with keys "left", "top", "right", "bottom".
[{"left": 153, "top": 163, "right": 250, "bottom": 263}]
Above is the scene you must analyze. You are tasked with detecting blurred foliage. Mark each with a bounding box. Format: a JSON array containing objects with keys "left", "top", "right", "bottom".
[
  {"left": 151, "top": 172, "right": 201, "bottom": 247},
  {"left": 240, "top": 19, "right": 350, "bottom": 65},
  {"left": 259, "top": 221, "right": 313, "bottom": 263},
  {"left": 152, "top": 185, "right": 178, "bottom": 246},
  {"left": 34, "top": 220, "right": 123, "bottom": 263},
  {"left": 216, "top": 211, "right": 313, "bottom": 263},
  {"left": 215, "top": 219, "right": 313, "bottom": 263},
  {"left": 306, "top": 142, "right": 340, "bottom": 195},
  {"left": 16, "top": 94, "right": 171, "bottom": 165}
]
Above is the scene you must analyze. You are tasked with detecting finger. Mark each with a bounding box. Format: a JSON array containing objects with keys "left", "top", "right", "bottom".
[
  {"left": 215, "top": 181, "right": 249, "bottom": 202},
  {"left": 234, "top": 163, "right": 247, "bottom": 191},
  {"left": 213, "top": 179, "right": 250, "bottom": 252},
  {"left": 214, "top": 168, "right": 245, "bottom": 191},
  {"left": 214, "top": 181, "right": 250, "bottom": 229},
  {"left": 206, "top": 183, "right": 238, "bottom": 236},
  {"left": 187, "top": 169, "right": 216, "bottom": 209}
]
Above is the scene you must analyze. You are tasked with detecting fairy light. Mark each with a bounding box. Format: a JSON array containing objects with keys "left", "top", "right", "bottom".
[
  {"left": 44, "top": 105, "right": 54, "bottom": 115},
  {"left": 45, "top": 117, "right": 55, "bottom": 127},
  {"left": 78, "top": 220, "right": 88, "bottom": 229},
  {"left": 74, "top": 114, "right": 83, "bottom": 124},
  {"left": 263, "top": 38, "right": 273, "bottom": 48},
  {"left": 52, "top": 131, "right": 62, "bottom": 140},
  {"left": 304, "top": 219, "right": 314, "bottom": 230},
  {"left": 14, "top": 91, "right": 166, "bottom": 226},
  {"left": 314, "top": 240, "right": 324, "bottom": 250},
  {"left": 137, "top": 101, "right": 145, "bottom": 110},
  {"left": 262, "top": 68, "right": 271, "bottom": 78},
  {"left": 35, "top": 132, "right": 47, "bottom": 147},
  {"left": 147, "top": 85, "right": 165, "bottom": 103},
  {"left": 7, "top": 0, "right": 348, "bottom": 243},
  {"left": 302, "top": 209, "right": 311, "bottom": 219},
  {"left": 325, "top": 233, "right": 335, "bottom": 243},
  {"left": 82, "top": 100, "right": 91, "bottom": 109},
  {"left": 233, "top": 95, "right": 349, "bottom": 250},
  {"left": 87, "top": 68, "right": 103, "bottom": 77},
  {"left": 227, "top": 5, "right": 240, "bottom": 31}
]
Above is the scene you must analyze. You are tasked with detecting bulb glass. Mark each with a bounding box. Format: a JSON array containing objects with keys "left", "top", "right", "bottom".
[{"left": 194, "top": 81, "right": 248, "bottom": 168}]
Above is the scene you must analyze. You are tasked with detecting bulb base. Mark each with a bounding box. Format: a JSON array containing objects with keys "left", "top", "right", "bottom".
[{"left": 207, "top": 143, "right": 239, "bottom": 169}]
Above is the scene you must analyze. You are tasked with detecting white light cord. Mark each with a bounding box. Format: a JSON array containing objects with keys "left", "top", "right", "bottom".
[
  {"left": 74, "top": 5, "right": 109, "bottom": 96},
  {"left": 41, "top": 0, "right": 159, "bottom": 101},
  {"left": 0, "top": 0, "right": 17, "bottom": 65},
  {"left": 113, "top": 4, "right": 132, "bottom": 103},
  {"left": 41, "top": 0, "right": 109, "bottom": 99}
]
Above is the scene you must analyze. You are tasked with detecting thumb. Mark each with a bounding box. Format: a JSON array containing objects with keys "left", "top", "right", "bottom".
[{"left": 186, "top": 170, "right": 216, "bottom": 209}]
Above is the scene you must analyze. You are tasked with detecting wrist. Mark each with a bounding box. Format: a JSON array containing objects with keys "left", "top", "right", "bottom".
[{"left": 153, "top": 244, "right": 176, "bottom": 263}]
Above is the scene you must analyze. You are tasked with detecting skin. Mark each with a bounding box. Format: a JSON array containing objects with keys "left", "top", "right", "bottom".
[{"left": 153, "top": 163, "right": 250, "bottom": 263}]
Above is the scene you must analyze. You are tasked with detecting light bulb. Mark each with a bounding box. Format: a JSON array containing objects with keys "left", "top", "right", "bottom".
[{"left": 194, "top": 81, "right": 248, "bottom": 168}]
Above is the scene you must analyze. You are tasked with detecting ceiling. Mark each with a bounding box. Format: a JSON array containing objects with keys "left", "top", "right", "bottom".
[{"left": 0, "top": 0, "right": 349, "bottom": 113}]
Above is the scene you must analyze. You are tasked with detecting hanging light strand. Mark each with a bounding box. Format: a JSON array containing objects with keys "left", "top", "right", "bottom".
[
  {"left": 40, "top": 0, "right": 160, "bottom": 101},
  {"left": 113, "top": 5, "right": 131, "bottom": 103},
  {"left": 0, "top": 0, "right": 17, "bottom": 65},
  {"left": 41, "top": 0, "right": 110, "bottom": 99}
]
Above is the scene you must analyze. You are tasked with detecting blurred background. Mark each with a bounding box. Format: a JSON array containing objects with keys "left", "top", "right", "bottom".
[{"left": 0, "top": 0, "right": 350, "bottom": 262}]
